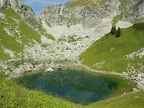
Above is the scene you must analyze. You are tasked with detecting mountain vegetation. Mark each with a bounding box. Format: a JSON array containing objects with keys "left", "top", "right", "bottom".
[
  {"left": 0, "top": 8, "right": 41, "bottom": 59},
  {"left": 80, "top": 23, "right": 144, "bottom": 73},
  {"left": 0, "top": 0, "right": 144, "bottom": 107}
]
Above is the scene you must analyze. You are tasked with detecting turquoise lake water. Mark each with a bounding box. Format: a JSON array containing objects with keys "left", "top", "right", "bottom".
[{"left": 17, "top": 67, "right": 118, "bottom": 105}]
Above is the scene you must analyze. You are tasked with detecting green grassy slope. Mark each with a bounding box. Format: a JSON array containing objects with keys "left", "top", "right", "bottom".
[
  {"left": 0, "top": 8, "right": 42, "bottom": 60},
  {"left": 88, "top": 90, "right": 144, "bottom": 108},
  {"left": 0, "top": 71, "right": 144, "bottom": 108},
  {"left": 79, "top": 23, "right": 144, "bottom": 73},
  {"left": 19, "top": 5, "right": 55, "bottom": 40},
  {"left": 0, "top": 72, "right": 83, "bottom": 108}
]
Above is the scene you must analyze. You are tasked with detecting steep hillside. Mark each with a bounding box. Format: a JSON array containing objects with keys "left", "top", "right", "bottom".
[
  {"left": 40, "top": 0, "right": 144, "bottom": 27},
  {"left": 40, "top": 0, "right": 119, "bottom": 28},
  {"left": 0, "top": 0, "right": 53, "bottom": 36},
  {"left": 0, "top": 0, "right": 55, "bottom": 60},
  {"left": 0, "top": 8, "right": 42, "bottom": 60},
  {"left": 79, "top": 23, "right": 144, "bottom": 73},
  {"left": 39, "top": 0, "right": 144, "bottom": 64},
  {"left": 79, "top": 23, "right": 144, "bottom": 89}
]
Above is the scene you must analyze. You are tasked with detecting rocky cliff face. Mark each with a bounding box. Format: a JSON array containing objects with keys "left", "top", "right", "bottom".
[
  {"left": 40, "top": 0, "right": 144, "bottom": 27},
  {"left": 120, "top": 0, "right": 144, "bottom": 22},
  {"left": 0, "top": 0, "right": 46, "bottom": 34},
  {"left": 0, "top": 0, "right": 22, "bottom": 12},
  {"left": 18, "top": 5, "right": 44, "bottom": 33},
  {"left": 40, "top": 0, "right": 120, "bottom": 28}
]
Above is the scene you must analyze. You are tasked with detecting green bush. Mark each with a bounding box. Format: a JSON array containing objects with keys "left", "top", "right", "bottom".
[
  {"left": 116, "top": 27, "right": 121, "bottom": 37},
  {"left": 110, "top": 26, "right": 116, "bottom": 35}
]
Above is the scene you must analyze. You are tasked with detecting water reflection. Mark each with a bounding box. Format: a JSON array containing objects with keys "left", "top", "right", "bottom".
[
  {"left": 17, "top": 68, "right": 117, "bottom": 105},
  {"left": 37, "top": 78, "right": 106, "bottom": 104}
]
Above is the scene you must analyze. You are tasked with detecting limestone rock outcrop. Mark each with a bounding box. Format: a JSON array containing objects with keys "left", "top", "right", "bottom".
[
  {"left": 40, "top": 0, "right": 120, "bottom": 28},
  {"left": 120, "top": 0, "right": 144, "bottom": 23},
  {"left": 0, "top": 0, "right": 45, "bottom": 34},
  {"left": 0, "top": 0, "right": 22, "bottom": 12},
  {"left": 40, "top": 0, "right": 144, "bottom": 27}
]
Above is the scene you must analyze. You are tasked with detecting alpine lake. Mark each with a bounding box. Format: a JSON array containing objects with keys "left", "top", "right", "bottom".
[{"left": 15, "top": 66, "right": 135, "bottom": 105}]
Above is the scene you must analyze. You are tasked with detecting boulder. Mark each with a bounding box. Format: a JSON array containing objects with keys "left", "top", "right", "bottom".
[{"left": 44, "top": 67, "right": 54, "bottom": 72}]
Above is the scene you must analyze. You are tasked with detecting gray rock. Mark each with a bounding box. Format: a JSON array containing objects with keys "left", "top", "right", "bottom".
[
  {"left": 40, "top": 0, "right": 144, "bottom": 28},
  {"left": 40, "top": 0, "right": 120, "bottom": 28},
  {"left": 136, "top": 79, "right": 144, "bottom": 90},
  {"left": 132, "top": 88, "right": 137, "bottom": 91},
  {"left": 0, "top": 0, "right": 22, "bottom": 12}
]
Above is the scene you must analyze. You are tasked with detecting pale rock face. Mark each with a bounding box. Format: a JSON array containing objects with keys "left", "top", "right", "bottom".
[
  {"left": 0, "top": 0, "right": 42, "bottom": 33},
  {"left": 40, "top": 0, "right": 144, "bottom": 28},
  {"left": 0, "top": 0, "right": 22, "bottom": 12},
  {"left": 2, "top": 47, "right": 15, "bottom": 58},
  {"left": 0, "top": 12, "right": 5, "bottom": 19},
  {"left": 116, "top": 21, "right": 133, "bottom": 29},
  {"left": 24, "top": 18, "right": 112, "bottom": 61},
  {"left": 120, "top": 0, "right": 144, "bottom": 23},
  {"left": 40, "top": 0, "right": 120, "bottom": 28},
  {"left": 0, "top": 0, "right": 11, "bottom": 8}
]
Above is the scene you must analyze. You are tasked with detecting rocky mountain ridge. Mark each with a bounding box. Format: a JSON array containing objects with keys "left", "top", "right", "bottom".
[
  {"left": 40, "top": 0, "right": 144, "bottom": 27},
  {"left": 0, "top": 0, "right": 47, "bottom": 34},
  {"left": 0, "top": 0, "right": 22, "bottom": 11},
  {"left": 40, "top": 0, "right": 120, "bottom": 28}
]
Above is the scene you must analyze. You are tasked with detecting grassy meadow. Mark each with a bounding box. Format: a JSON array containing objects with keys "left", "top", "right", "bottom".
[{"left": 79, "top": 23, "right": 144, "bottom": 73}]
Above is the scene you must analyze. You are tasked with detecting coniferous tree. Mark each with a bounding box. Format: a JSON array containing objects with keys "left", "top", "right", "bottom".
[
  {"left": 110, "top": 26, "right": 116, "bottom": 35},
  {"left": 25, "top": 7, "right": 27, "bottom": 11},
  {"left": 116, "top": 27, "right": 121, "bottom": 37}
]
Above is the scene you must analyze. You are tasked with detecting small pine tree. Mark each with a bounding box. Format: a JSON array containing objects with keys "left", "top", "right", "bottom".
[
  {"left": 116, "top": 27, "right": 121, "bottom": 37},
  {"left": 110, "top": 26, "right": 116, "bottom": 35},
  {"left": 25, "top": 7, "right": 27, "bottom": 11},
  {"left": 21, "top": 5, "right": 24, "bottom": 8}
]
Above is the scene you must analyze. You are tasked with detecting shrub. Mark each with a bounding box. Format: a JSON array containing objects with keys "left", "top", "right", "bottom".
[
  {"left": 116, "top": 27, "right": 121, "bottom": 37},
  {"left": 110, "top": 26, "right": 116, "bottom": 35}
]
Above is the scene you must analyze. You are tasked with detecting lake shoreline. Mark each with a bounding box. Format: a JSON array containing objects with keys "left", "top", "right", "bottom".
[
  {"left": 16, "top": 65, "right": 136, "bottom": 105},
  {"left": 75, "top": 62, "right": 144, "bottom": 91},
  {"left": 1, "top": 59, "right": 143, "bottom": 90}
]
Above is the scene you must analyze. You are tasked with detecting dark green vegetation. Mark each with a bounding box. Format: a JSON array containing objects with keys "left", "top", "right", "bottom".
[
  {"left": 80, "top": 23, "right": 144, "bottom": 73},
  {"left": 110, "top": 26, "right": 121, "bottom": 37},
  {"left": 116, "top": 27, "right": 121, "bottom": 37},
  {"left": 110, "top": 26, "right": 116, "bottom": 35}
]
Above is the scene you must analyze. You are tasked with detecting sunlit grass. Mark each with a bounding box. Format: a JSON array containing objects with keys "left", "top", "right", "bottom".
[
  {"left": 0, "top": 72, "right": 83, "bottom": 108},
  {"left": 79, "top": 23, "right": 144, "bottom": 73}
]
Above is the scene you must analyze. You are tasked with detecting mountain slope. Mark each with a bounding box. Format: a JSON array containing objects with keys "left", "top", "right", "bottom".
[
  {"left": 40, "top": 0, "right": 119, "bottom": 28},
  {"left": 40, "top": 0, "right": 144, "bottom": 27},
  {"left": 0, "top": 8, "right": 42, "bottom": 60},
  {"left": 0, "top": 0, "right": 144, "bottom": 108},
  {"left": 79, "top": 23, "right": 144, "bottom": 73},
  {"left": 39, "top": 0, "right": 144, "bottom": 63}
]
